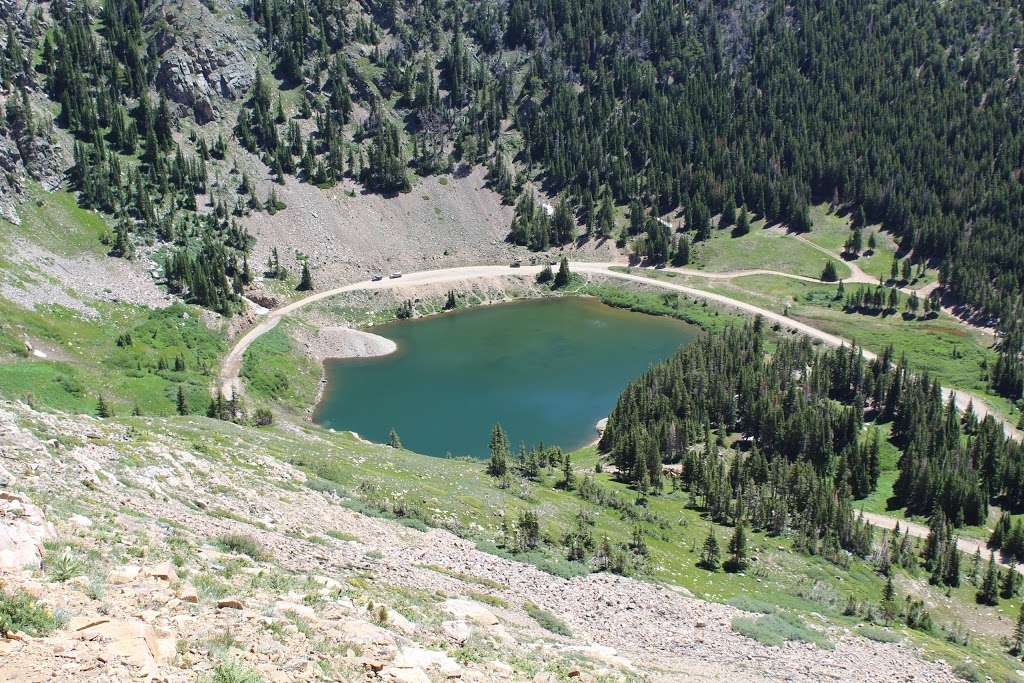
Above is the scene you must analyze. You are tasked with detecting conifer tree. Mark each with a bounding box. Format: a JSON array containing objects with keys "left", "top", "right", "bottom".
[
  {"left": 560, "top": 451, "right": 574, "bottom": 490},
  {"left": 387, "top": 428, "right": 402, "bottom": 449},
  {"left": 298, "top": 260, "right": 314, "bottom": 291},
  {"left": 553, "top": 257, "right": 571, "bottom": 288},
  {"left": 698, "top": 528, "right": 720, "bottom": 571},
  {"left": 176, "top": 385, "right": 189, "bottom": 416},
  {"left": 724, "top": 523, "right": 748, "bottom": 573},
  {"left": 978, "top": 552, "right": 1000, "bottom": 605},
  {"left": 487, "top": 423, "right": 509, "bottom": 477},
  {"left": 96, "top": 395, "right": 112, "bottom": 418},
  {"left": 880, "top": 574, "right": 897, "bottom": 623},
  {"left": 1002, "top": 565, "right": 1018, "bottom": 599},
  {"left": 821, "top": 260, "right": 839, "bottom": 282},
  {"left": 1013, "top": 604, "right": 1024, "bottom": 656}
]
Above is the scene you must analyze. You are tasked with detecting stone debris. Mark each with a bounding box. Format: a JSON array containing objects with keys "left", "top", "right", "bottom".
[{"left": 0, "top": 400, "right": 962, "bottom": 682}]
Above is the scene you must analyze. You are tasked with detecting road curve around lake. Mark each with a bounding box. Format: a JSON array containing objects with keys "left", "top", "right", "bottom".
[
  {"left": 218, "top": 259, "right": 1022, "bottom": 566},
  {"left": 221, "top": 261, "right": 1018, "bottom": 441}
]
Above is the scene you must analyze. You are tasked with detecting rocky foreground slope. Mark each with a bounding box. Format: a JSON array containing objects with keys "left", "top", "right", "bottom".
[{"left": 0, "top": 400, "right": 958, "bottom": 682}]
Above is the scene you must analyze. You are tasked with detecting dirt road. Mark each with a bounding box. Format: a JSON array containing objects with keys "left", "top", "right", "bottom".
[{"left": 221, "top": 261, "right": 1019, "bottom": 444}]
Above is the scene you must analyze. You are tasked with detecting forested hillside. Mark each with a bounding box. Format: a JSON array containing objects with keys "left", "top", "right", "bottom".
[
  {"left": 601, "top": 319, "right": 1023, "bottom": 537},
  {"left": 1, "top": 0, "right": 1023, "bottom": 322}
]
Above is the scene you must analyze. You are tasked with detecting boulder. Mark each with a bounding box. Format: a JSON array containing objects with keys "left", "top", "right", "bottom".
[
  {"left": 217, "top": 598, "right": 244, "bottom": 610},
  {"left": 145, "top": 561, "right": 178, "bottom": 583},
  {"left": 391, "top": 646, "right": 461, "bottom": 677},
  {"left": 68, "top": 514, "right": 92, "bottom": 528},
  {"left": 380, "top": 666, "right": 430, "bottom": 683},
  {"left": 109, "top": 565, "right": 142, "bottom": 585},
  {"left": 75, "top": 619, "right": 174, "bottom": 678},
  {"left": 176, "top": 582, "right": 199, "bottom": 603},
  {"left": 385, "top": 608, "right": 416, "bottom": 634},
  {"left": 442, "top": 599, "right": 499, "bottom": 626},
  {"left": 0, "top": 493, "right": 55, "bottom": 569},
  {"left": 340, "top": 619, "right": 395, "bottom": 646},
  {"left": 0, "top": 463, "right": 14, "bottom": 487},
  {"left": 441, "top": 620, "right": 471, "bottom": 644},
  {"left": 273, "top": 600, "right": 317, "bottom": 622}
]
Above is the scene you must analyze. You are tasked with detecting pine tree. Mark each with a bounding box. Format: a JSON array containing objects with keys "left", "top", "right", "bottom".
[
  {"left": 1013, "top": 603, "right": 1024, "bottom": 656},
  {"left": 880, "top": 574, "right": 897, "bottom": 623},
  {"left": 1002, "top": 565, "right": 1018, "bottom": 599},
  {"left": 553, "top": 257, "right": 570, "bottom": 288},
  {"left": 487, "top": 423, "right": 509, "bottom": 477},
  {"left": 734, "top": 207, "right": 750, "bottom": 236},
  {"left": 821, "top": 260, "right": 839, "bottom": 282},
  {"left": 724, "top": 523, "right": 748, "bottom": 573},
  {"left": 560, "top": 451, "right": 574, "bottom": 490},
  {"left": 387, "top": 428, "right": 402, "bottom": 449},
  {"left": 298, "top": 260, "right": 314, "bottom": 291},
  {"left": 698, "top": 528, "right": 720, "bottom": 571},
  {"left": 176, "top": 385, "right": 189, "bottom": 416},
  {"left": 96, "top": 395, "right": 112, "bottom": 418},
  {"left": 977, "top": 552, "right": 1000, "bottom": 605}
]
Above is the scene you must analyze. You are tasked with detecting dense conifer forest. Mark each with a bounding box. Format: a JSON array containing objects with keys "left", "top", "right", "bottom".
[
  {"left": 2, "top": 0, "right": 1023, "bottom": 328},
  {"left": 600, "top": 320, "right": 1023, "bottom": 530}
]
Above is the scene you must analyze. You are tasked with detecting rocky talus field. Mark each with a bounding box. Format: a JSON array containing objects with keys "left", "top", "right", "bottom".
[{"left": 0, "top": 400, "right": 959, "bottom": 682}]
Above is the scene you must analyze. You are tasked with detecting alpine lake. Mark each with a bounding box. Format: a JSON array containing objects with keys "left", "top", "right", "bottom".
[{"left": 313, "top": 296, "right": 699, "bottom": 457}]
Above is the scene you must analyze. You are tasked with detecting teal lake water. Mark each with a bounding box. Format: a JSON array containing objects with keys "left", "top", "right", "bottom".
[{"left": 313, "top": 297, "right": 698, "bottom": 457}]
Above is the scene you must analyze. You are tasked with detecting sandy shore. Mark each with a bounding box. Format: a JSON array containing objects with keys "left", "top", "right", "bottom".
[{"left": 303, "top": 326, "right": 397, "bottom": 363}]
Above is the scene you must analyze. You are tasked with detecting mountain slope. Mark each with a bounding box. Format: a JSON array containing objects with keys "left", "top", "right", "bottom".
[{"left": 0, "top": 400, "right": 959, "bottom": 682}]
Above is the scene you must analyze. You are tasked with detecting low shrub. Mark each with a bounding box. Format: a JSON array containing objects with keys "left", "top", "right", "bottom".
[
  {"left": 952, "top": 661, "right": 981, "bottom": 682},
  {"left": 0, "top": 590, "right": 58, "bottom": 637},
  {"left": 208, "top": 657, "right": 263, "bottom": 683},
  {"left": 214, "top": 534, "right": 270, "bottom": 561},
  {"left": 726, "top": 595, "right": 776, "bottom": 614},
  {"left": 859, "top": 625, "right": 902, "bottom": 644}
]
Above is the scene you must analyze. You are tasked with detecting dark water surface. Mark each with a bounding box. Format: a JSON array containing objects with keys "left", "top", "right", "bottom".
[{"left": 313, "top": 297, "right": 698, "bottom": 457}]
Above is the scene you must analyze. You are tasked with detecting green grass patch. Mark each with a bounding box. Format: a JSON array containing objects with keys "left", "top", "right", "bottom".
[
  {"left": 731, "top": 612, "right": 833, "bottom": 650},
  {"left": 859, "top": 625, "right": 903, "bottom": 643},
  {"left": 0, "top": 300, "right": 225, "bottom": 416},
  {"left": 524, "top": 601, "right": 572, "bottom": 636},
  {"left": 419, "top": 564, "right": 507, "bottom": 590},
  {"left": 688, "top": 215, "right": 851, "bottom": 280},
  {"left": 214, "top": 533, "right": 270, "bottom": 562},
  {"left": 241, "top": 321, "right": 320, "bottom": 410}
]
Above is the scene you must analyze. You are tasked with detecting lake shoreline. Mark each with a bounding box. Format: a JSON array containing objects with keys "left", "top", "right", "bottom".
[{"left": 304, "top": 327, "right": 399, "bottom": 410}]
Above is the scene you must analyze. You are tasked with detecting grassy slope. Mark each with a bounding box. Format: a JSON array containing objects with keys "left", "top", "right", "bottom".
[
  {"left": 687, "top": 215, "right": 852, "bottom": 280},
  {"left": 802, "top": 205, "right": 936, "bottom": 287},
  {"left": 141, "top": 411, "right": 1023, "bottom": 681},
  {"left": 0, "top": 192, "right": 227, "bottom": 417}
]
